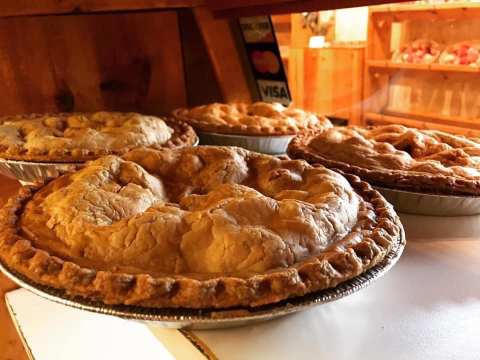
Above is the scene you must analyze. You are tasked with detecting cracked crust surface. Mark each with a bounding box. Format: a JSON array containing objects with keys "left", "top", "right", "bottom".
[
  {"left": 288, "top": 125, "right": 480, "bottom": 196},
  {"left": 172, "top": 102, "right": 332, "bottom": 136},
  {"left": 0, "top": 112, "right": 197, "bottom": 163},
  {"left": 0, "top": 146, "right": 402, "bottom": 309}
]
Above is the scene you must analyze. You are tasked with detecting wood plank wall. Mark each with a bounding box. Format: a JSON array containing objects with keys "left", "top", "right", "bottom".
[
  {"left": 0, "top": 12, "right": 187, "bottom": 116},
  {"left": 0, "top": 8, "right": 252, "bottom": 117}
]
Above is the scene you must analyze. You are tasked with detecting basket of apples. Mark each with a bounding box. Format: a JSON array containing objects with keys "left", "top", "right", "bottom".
[
  {"left": 439, "top": 41, "right": 480, "bottom": 66},
  {"left": 392, "top": 39, "right": 441, "bottom": 64}
]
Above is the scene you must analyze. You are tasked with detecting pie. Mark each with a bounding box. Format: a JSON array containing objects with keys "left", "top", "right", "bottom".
[
  {"left": 0, "top": 112, "right": 197, "bottom": 162},
  {"left": 0, "top": 146, "right": 402, "bottom": 309},
  {"left": 172, "top": 102, "right": 332, "bottom": 136},
  {"left": 288, "top": 124, "right": 480, "bottom": 196}
]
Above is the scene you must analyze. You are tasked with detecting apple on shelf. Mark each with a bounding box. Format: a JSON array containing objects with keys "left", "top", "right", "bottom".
[
  {"left": 392, "top": 39, "right": 441, "bottom": 64},
  {"left": 440, "top": 42, "right": 480, "bottom": 67}
]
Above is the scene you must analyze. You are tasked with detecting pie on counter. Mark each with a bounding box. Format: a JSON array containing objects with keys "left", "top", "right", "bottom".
[
  {"left": 172, "top": 102, "right": 332, "bottom": 136},
  {"left": 0, "top": 112, "right": 197, "bottom": 162},
  {"left": 0, "top": 146, "right": 402, "bottom": 309},
  {"left": 288, "top": 124, "right": 480, "bottom": 196}
]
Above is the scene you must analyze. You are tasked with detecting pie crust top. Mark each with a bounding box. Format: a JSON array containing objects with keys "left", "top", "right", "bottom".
[
  {"left": 0, "top": 112, "right": 196, "bottom": 162},
  {"left": 172, "top": 102, "right": 332, "bottom": 136},
  {"left": 288, "top": 124, "right": 480, "bottom": 196},
  {"left": 0, "top": 146, "right": 402, "bottom": 309}
]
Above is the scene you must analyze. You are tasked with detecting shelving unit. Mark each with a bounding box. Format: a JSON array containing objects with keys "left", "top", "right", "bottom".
[
  {"left": 364, "top": 2, "right": 480, "bottom": 135},
  {"left": 365, "top": 112, "right": 480, "bottom": 137},
  {"left": 368, "top": 60, "right": 480, "bottom": 73}
]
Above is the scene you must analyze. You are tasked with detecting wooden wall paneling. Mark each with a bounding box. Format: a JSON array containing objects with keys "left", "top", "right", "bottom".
[
  {"left": 322, "top": 49, "right": 352, "bottom": 119},
  {"left": 178, "top": 9, "right": 223, "bottom": 107},
  {"left": 291, "top": 14, "right": 311, "bottom": 48},
  {"left": 271, "top": 14, "right": 291, "bottom": 46},
  {"left": 92, "top": 12, "right": 187, "bottom": 114},
  {"left": 289, "top": 47, "right": 364, "bottom": 124},
  {"left": 193, "top": 6, "right": 254, "bottom": 103},
  {"left": 363, "top": 11, "right": 392, "bottom": 120},
  {"left": 0, "top": 11, "right": 186, "bottom": 116},
  {"left": 304, "top": 49, "right": 321, "bottom": 113},
  {"left": 350, "top": 48, "right": 365, "bottom": 125},
  {"left": 310, "top": 48, "right": 364, "bottom": 123},
  {"left": 288, "top": 47, "right": 305, "bottom": 108}
]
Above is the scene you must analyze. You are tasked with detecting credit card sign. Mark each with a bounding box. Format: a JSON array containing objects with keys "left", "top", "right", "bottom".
[{"left": 238, "top": 16, "right": 291, "bottom": 106}]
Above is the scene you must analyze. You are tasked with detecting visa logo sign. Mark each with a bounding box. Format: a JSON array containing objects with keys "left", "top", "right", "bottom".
[{"left": 257, "top": 80, "right": 291, "bottom": 106}]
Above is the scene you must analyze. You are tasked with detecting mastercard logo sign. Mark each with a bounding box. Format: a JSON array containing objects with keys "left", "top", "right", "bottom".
[{"left": 251, "top": 51, "right": 280, "bottom": 74}]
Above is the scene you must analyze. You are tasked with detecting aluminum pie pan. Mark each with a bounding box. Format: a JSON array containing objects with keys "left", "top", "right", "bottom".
[
  {"left": 375, "top": 186, "right": 480, "bottom": 216},
  {"left": 198, "top": 131, "right": 294, "bottom": 155},
  {"left": 0, "top": 227, "right": 405, "bottom": 330},
  {"left": 0, "top": 140, "right": 199, "bottom": 186},
  {"left": 0, "top": 158, "right": 81, "bottom": 186}
]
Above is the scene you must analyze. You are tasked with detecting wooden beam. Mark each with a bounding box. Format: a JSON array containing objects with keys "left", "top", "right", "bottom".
[
  {"left": 210, "top": 0, "right": 411, "bottom": 18},
  {"left": 178, "top": 9, "right": 223, "bottom": 106},
  {"left": 193, "top": 6, "right": 254, "bottom": 103},
  {"left": 0, "top": 0, "right": 203, "bottom": 18}
]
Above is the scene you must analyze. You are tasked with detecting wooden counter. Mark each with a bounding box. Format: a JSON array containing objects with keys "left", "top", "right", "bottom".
[{"left": 0, "top": 176, "right": 27, "bottom": 360}]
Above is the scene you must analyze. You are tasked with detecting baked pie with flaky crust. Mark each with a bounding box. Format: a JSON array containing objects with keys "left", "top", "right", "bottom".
[
  {"left": 172, "top": 102, "right": 332, "bottom": 136},
  {"left": 0, "top": 146, "right": 402, "bottom": 309},
  {"left": 288, "top": 124, "right": 480, "bottom": 196},
  {"left": 0, "top": 112, "right": 197, "bottom": 162}
]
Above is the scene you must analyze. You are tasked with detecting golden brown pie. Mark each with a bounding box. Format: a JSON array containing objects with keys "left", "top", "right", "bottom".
[
  {"left": 288, "top": 124, "right": 480, "bottom": 196},
  {"left": 172, "top": 102, "right": 332, "bottom": 136},
  {"left": 0, "top": 146, "right": 402, "bottom": 309},
  {"left": 0, "top": 112, "right": 197, "bottom": 162}
]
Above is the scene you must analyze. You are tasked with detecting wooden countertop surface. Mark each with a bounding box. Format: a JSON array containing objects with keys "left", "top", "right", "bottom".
[{"left": 0, "top": 176, "right": 28, "bottom": 360}]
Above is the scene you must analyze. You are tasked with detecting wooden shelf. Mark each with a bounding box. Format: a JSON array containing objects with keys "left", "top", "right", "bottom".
[
  {"left": 367, "top": 60, "right": 480, "bottom": 73},
  {"left": 383, "top": 109, "right": 480, "bottom": 129},
  {"left": 365, "top": 112, "right": 480, "bottom": 137},
  {"left": 364, "top": 2, "right": 480, "bottom": 133},
  {"left": 371, "top": 2, "right": 480, "bottom": 21}
]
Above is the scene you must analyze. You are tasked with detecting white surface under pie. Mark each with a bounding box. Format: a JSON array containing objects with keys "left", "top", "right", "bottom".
[{"left": 6, "top": 213, "right": 480, "bottom": 360}]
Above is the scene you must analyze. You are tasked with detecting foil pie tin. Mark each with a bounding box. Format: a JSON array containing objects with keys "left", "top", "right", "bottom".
[
  {"left": 0, "top": 227, "right": 405, "bottom": 330},
  {"left": 0, "top": 139, "right": 200, "bottom": 186},
  {"left": 376, "top": 186, "right": 480, "bottom": 216},
  {"left": 0, "top": 158, "right": 81, "bottom": 185},
  {"left": 198, "top": 131, "right": 294, "bottom": 155}
]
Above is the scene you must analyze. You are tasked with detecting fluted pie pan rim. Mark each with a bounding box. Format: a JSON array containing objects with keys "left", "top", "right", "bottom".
[{"left": 0, "top": 226, "right": 405, "bottom": 327}]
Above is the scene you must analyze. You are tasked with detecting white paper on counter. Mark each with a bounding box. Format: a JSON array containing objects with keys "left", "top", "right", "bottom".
[
  {"left": 189, "top": 214, "right": 480, "bottom": 360},
  {"left": 6, "top": 214, "right": 480, "bottom": 360},
  {"left": 5, "top": 289, "right": 191, "bottom": 360}
]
